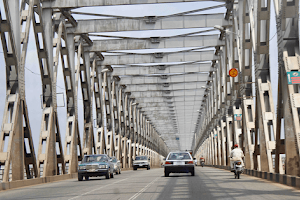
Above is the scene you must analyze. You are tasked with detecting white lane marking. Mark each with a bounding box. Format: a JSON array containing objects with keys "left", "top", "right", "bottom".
[
  {"left": 128, "top": 176, "right": 160, "bottom": 200},
  {"left": 68, "top": 178, "right": 128, "bottom": 200}
]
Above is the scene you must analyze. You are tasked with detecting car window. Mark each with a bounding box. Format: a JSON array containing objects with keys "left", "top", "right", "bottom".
[
  {"left": 167, "top": 153, "right": 191, "bottom": 160},
  {"left": 135, "top": 156, "right": 147, "bottom": 160},
  {"left": 82, "top": 155, "right": 108, "bottom": 163}
]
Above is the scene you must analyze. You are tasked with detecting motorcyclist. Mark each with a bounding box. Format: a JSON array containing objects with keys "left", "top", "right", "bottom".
[
  {"left": 230, "top": 144, "right": 244, "bottom": 171},
  {"left": 200, "top": 157, "right": 205, "bottom": 166}
]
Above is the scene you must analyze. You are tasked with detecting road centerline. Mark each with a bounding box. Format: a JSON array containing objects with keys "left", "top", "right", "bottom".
[{"left": 128, "top": 176, "right": 161, "bottom": 200}]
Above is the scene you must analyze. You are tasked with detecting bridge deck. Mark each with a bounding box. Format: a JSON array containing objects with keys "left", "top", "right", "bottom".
[{"left": 0, "top": 167, "right": 299, "bottom": 200}]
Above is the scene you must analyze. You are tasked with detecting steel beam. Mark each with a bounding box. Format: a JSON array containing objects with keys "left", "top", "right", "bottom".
[
  {"left": 101, "top": 50, "right": 217, "bottom": 65},
  {"left": 46, "top": 0, "right": 225, "bottom": 9},
  {"left": 111, "top": 63, "right": 212, "bottom": 76},
  {"left": 88, "top": 35, "right": 224, "bottom": 52},
  {"left": 71, "top": 14, "right": 228, "bottom": 34}
]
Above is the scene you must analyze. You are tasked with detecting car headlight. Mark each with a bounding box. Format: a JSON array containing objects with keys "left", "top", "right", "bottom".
[
  {"left": 99, "top": 164, "right": 108, "bottom": 169},
  {"left": 79, "top": 165, "right": 86, "bottom": 170}
]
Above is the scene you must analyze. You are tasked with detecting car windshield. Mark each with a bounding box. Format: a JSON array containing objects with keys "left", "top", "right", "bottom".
[
  {"left": 167, "top": 153, "right": 191, "bottom": 160},
  {"left": 82, "top": 155, "right": 108, "bottom": 163},
  {"left": 135, "top": 156, "right": 148, "bottom": 160}
]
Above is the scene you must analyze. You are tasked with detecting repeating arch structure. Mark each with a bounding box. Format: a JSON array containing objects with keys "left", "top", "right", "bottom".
[{"left": 0, "top": 0, "right": 299, "bottom": 183}]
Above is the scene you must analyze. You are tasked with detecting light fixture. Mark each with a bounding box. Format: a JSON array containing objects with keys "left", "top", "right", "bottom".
[
  {"left": 101, "top": 68, "right": 110, "bottom": 73},
  {"left": 214, "top": 25, "right": 224, "bottom": 31},
  {"left": 214, "top": 25, "right": 239, "bottom": 37}
]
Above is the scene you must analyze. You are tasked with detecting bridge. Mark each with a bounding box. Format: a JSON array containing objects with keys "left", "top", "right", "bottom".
[{"left": 0, "top": 0, "right": 300, "bottom": 196}]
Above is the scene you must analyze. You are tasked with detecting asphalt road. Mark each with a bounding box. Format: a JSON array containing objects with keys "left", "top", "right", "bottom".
[{"left": 0, "top": 167, "right": 299, "bottom": 200}]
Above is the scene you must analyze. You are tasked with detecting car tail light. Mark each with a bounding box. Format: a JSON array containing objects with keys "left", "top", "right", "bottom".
[
  {"left": 165, "top": 161, "right": 173, "bottom": 164},
  {"left": 186, "top": 161, "right": 194, "bottom": 164},
  {"left": 236, "top": 162, "right": 242, "bottom": 165}
]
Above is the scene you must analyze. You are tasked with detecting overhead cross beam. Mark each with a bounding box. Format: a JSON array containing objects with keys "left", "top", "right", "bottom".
[
  {"left": 88, "top": 35, "right": 224, "bottom": 52},
  {"left": 70, "top": 14, "right": 229, "bottom": 34}
]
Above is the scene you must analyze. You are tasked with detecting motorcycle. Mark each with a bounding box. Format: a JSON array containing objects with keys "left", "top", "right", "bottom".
[
  {"left": 233, "top": 160, "right": 243, "bottom": 179},
  {"left": 200, "top": 161, "right": 204, "bottom": 167}
]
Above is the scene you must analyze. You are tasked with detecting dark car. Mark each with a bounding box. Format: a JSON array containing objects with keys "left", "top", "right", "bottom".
[
  {"left": 110, "top": 156, "right": 121, "bottom": 174},
  {"left": 164, "top": 152, "right": 195, "bottom": 177},
  {"left": 78, "top": 154, "right": 114, "bottom": 181}
]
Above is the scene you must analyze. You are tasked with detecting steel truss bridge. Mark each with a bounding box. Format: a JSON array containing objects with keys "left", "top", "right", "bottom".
[{"left": 0, "top": 0, "right": 299, "bottom": 184}]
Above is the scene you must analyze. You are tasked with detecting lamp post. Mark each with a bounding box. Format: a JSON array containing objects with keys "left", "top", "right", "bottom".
[
  {"left": 214, "top": 25, "right": 242, "bottom": 79},
  {"left": 214, "top": 25, "right": 239, "bottom": 36}
]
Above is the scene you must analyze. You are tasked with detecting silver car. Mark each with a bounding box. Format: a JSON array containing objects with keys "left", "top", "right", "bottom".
[
  {"left": 133, "top": 155, "right": 150, "bottom": 170},
  {"left": 164, "top": 152, "right": 195, "bottom": 177},
  {"left": 110, "top": 156, "right": 121, "bottom": 175},
  {"left": 78, "top": 154, "right": 114, "bottom": 181}
]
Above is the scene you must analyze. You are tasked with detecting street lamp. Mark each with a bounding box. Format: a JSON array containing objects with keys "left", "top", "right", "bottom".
[
  {"left": 214, "top": 25, "right": 239, "bottom": 37},
  {"left": 101, "top": 68, "right": 110, "bottom": 73}
]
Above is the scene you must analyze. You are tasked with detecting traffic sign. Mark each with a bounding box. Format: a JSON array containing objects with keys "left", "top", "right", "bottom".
[
  {"left": 234, "top": 114, "right": 242, "bottom": 121},
  {"left": 287, "top": 71, "right": 300, "bottom": 84},
  {"left": 229, "top": 68, "right": 238, "bottom": 77}
]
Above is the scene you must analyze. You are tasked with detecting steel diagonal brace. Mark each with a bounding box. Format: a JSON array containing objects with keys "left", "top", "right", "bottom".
[
  {"left": 32, "top": 0, "right": 64, "bottom": 177},
  {"left": 63, "top": 42, "right": 84, "bottom": 174},
  {"left": 274, "top": 0, "right": 300, "bottom": 176},
  {"left": 251, "top": 0, "right": 275, "bottom": 173},
  {"left": 81, "top": 49, "right": 95, "bottom": 156},
  {"left": 0, "top": 0, "right": 38, "bottom": 181}
]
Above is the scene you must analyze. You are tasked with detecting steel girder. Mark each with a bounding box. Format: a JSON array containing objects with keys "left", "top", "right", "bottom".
[
  {"left": 45, "top": 0, "right": 226, "bottom": 8},
  {"left": 123, "top": 83, "right": 207, "bottom": 92},
  {"left": 111, "top": 63, "right": 212, "bottom": 76},
  {"left": 88, "top": 35, "right": 224, "bottom": 52},
  {"left": 194, "top": 0, "right": 300, "bottom": 178},
  {"left": 0, "top": 0, "right": 37, "bottom": 181},
  {"left": 70, "top": 13, "right": 228, "bottom": 34},
  {"left": 101, "top": 50, "right": 217, "bottom": 65},
  {"left": 273, "top": 0, "right": 300, "bottom": 176}
]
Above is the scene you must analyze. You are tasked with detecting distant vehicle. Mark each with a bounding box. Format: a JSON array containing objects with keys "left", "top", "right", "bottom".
[
  {"left": 110, "top": 156, "right": 121, "bottom": 175},
  {"left": 194, "top": 158, "right": 198, "bottom": 166},
  {"left": 78, "top": 154, "right": 114, "bottom": 181},
  {"left": 133, "top": 155, "right": 150, "bottom": 170},
  {"left": 164, "top": 152, "right": 195, "bottom": 177},
  {"left": 200, "top": 157, "right": 205, "bottom": 167}
]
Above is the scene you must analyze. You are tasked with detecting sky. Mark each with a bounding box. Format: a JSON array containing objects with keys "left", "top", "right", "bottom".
[{"left": 0, "top": 1, "right": 280, "bottom": 154}]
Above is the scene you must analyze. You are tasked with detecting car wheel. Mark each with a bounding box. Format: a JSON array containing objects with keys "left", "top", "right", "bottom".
[
  {"left": 85, "top": 176, "right": 89, "bottom": 180},
  {"left": 106, "top": 171, "right": 110, "bottom": 179},
  {"left": 133, "top": 167, "right": 137, "bottom": 170},
  {"left": 110, "top": 172, "right": 114, "bottom": 178},
  {"left": 147, "top": 165, "right": 150, "bottom": 170},
  {"left": 191, "top": 170, "right": 195, "bottom": 176},
  {"left": 78, "top": 174, "right": 83, "bottom": 181},
  {"left": 119, "top": 168, "right": 121, "bottom": 174},
  {"left": 165, "top": 170, "right": 169, "bottom": 177},
  {"left": 115, "top": 170, "right": 118, "bottom": 175}
]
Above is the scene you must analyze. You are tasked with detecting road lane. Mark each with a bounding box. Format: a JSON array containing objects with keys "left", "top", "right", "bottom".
[{"left": 0, "top": 167, "right": 299, "bottom": 199}]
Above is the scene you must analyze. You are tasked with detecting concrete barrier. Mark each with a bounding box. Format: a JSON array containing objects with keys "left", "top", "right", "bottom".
[
  {"left": 0, "top": 168, "right": 135, "bottom": 192},
  {"left": 296, "top": 177, "right": 300, "bottom": 188},
  {"left": 211, "top": 165, "right": 300, "bottom": 189},
  {"left": 0, "top": 173, "right": 77, "bottom": 192}
]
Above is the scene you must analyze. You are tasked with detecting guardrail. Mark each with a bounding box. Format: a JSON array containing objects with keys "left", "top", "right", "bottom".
[
  {"left": 0, "top": 173, "right": 78, "bottom": 191},
  {"left": 209, "top": 165, "right": 300, "bottom": 189}
]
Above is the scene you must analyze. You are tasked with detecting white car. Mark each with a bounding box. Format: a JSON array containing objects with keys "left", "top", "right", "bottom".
[
  {"left": 133, "top": 155, "right": 150, "bottom": 170},
  {"left": 164, "top": 152, "right": 195, "bottom": 177}
]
